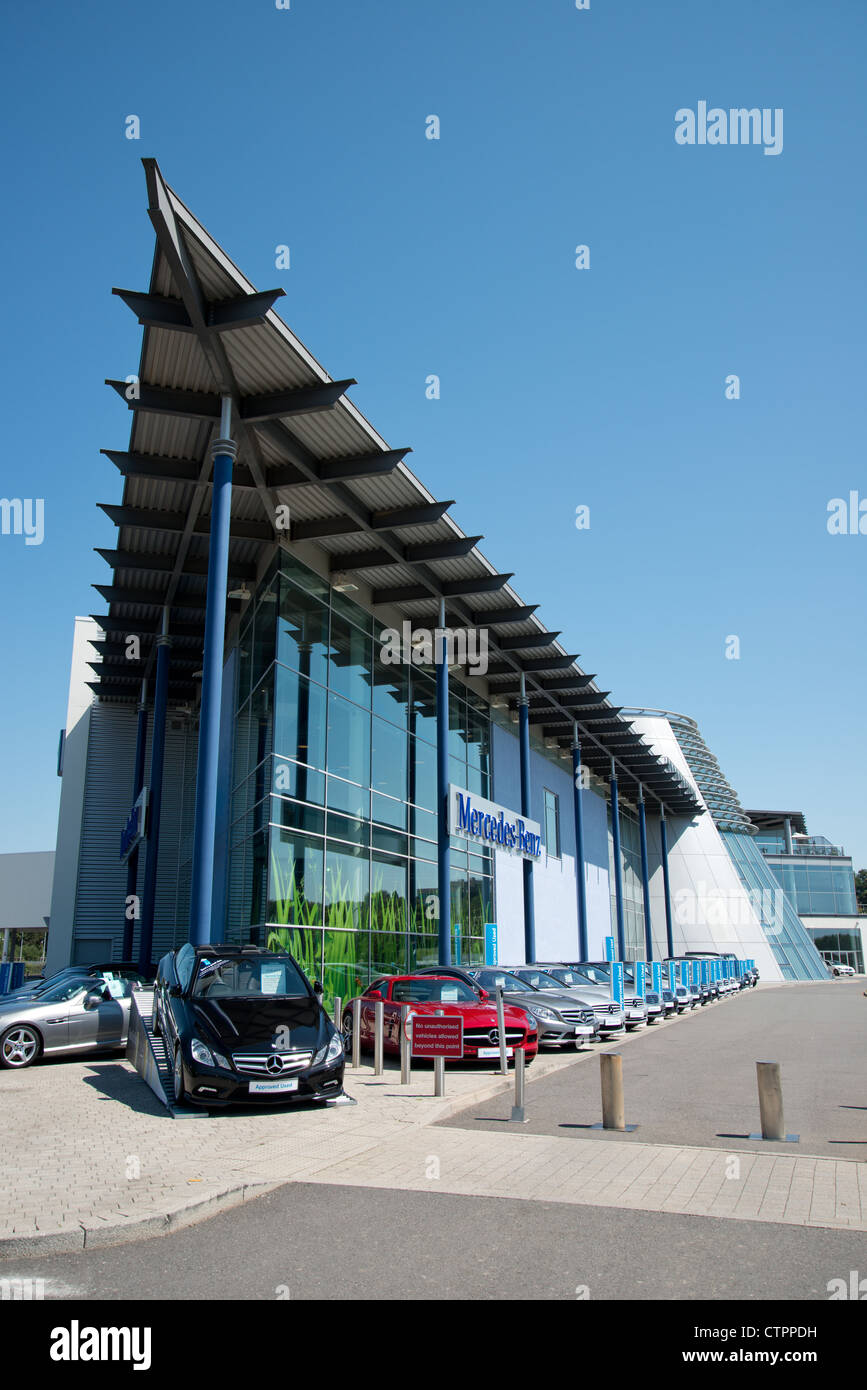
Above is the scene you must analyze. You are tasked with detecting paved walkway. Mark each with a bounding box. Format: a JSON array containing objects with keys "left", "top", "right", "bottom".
[{"left": 1, "top": 982, "right": 864, "bottom": 1254}]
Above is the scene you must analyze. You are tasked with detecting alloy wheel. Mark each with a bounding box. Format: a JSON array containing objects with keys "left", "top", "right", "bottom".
[{"left": 1, "top": 1025, "right": 40, "bottom": 1069}]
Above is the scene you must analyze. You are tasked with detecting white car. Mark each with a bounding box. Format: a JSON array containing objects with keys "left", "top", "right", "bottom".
[{"left": 831, "top": 963, "right": 855, "bottom": 977}]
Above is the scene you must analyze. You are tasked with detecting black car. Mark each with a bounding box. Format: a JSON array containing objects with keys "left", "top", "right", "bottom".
[{"left": 154, "top": 943, "right": 345, "bottom": 1107}]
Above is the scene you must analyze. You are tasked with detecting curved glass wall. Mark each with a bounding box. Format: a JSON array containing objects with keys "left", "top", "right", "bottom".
[
  {"left": 722, "top": 832, "right": 828, "bottom": 981},
  {"left": 227, "top": 550, "right": 493, "bottom": 1005}
]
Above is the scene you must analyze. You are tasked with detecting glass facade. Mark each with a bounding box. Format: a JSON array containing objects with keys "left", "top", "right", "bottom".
[
  {"left": 227, "top": 551, "right": 494, "bottom": 1006},
  {"left": 608, "top": 803, "right": 646, "bottom": 960},
  {"left": 721, "top": 832, "right": 828, "bottom": 981},
  {"left": 806, "top": 928, "right": 864, "bottom": 973},
  {"left": 764, "top": 858, "right": 858, "bottom": 917}
]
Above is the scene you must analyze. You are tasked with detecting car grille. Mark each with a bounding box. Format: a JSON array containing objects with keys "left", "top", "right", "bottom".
[
  {"left": 232, "top": 1051, "right": 313, "bottom": 1076},
  {"left": 559, "top": 1009, "right": 596, "bottom": 1025},
  {"left": 595, "top": 1003, "right": 620, "bottom": 1015},
  {"left": 463, "top": 1029, "right": 525, "bottom": 1045}
]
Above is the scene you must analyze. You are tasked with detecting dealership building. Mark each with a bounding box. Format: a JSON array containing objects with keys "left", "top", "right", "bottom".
[{"left": 47, "top": 162, "right": 837, "bottom": 997}]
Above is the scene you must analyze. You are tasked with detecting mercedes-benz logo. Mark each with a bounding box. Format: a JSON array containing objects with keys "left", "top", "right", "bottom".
[
  {"left": 488, "top": 1030, "right": 500, "bottom": 1045},
  {"left": 266, "top": 1055, "right": 284, "bottom": 1075}
]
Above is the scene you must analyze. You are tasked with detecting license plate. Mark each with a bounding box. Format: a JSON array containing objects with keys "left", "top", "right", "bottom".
[
  {"left": 477, "top": 1046, "right": 514, "bottom": 1058},
  {"left": 249, "top": 1078, "right": 299, "bottom": 1094}
]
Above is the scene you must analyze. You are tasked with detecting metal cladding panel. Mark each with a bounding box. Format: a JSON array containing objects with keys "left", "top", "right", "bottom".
[
  {"left": 183, "top": 230, "right": 240, "bottom": 302},
  {"left": 123, "top": 478, "right": 195, "bottom": 514},
  {"left": 143, "top": 325, "right": 214, "bottom": 393},
  {"left": 130, "top": 412, "right": 210, "bottom": 462},
  {"left": 286, "top": 407, "right": 378, "bottom": 460},
  {"left": 72, "top": 704, "right": 188, "bottom": 960},
  {"left": 73, "top": 703, "right": 138, "bottom": 952},
  {"left": 222, "top": 326, "right": 320, "bottom": 395}
]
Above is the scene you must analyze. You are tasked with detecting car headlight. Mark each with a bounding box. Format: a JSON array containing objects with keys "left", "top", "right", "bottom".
[
  {"left": 314, "top": 1031, "right": 345, "bottom": 1066},
  {"left": 191, "top": 1038, "right": 214, "bottom": 1067},
  {"left": 531, "top": 1005, "right": 557, "bottom": 1022}
]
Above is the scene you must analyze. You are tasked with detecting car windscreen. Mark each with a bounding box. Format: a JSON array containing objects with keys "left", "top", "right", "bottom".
[
  {"left": 548, "top": 967, "right": 598, "bottom": 989},
  {"left": 191, "top": 956, "right": 310, "bottom": 999},
  {"left": 390, "top": 979, "right": 478, "bottom": 1004},
  {"left": 572, "top": 964, "right": 610, "bottom": 986},
  {"left": 514, "top": 970, "right": 562, "bottom": 991},
  {"left": 471, "top": 970, "right": 527, "bottom": 992},
  {"left": 33, "top": 978, "right": 92, "bottom": 1003}
]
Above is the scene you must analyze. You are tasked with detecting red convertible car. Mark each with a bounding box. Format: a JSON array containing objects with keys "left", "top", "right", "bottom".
[{"left": 342, "top": 974, "right": 538, "bottom": 1063}]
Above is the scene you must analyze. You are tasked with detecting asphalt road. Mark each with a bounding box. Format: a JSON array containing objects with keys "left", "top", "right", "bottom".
[
  {"left": 1, "top": 1180, "right": 864, "bottom": 1301},
  {"left": 440, "top": 981, "right": 867, "bottom": 1158}
]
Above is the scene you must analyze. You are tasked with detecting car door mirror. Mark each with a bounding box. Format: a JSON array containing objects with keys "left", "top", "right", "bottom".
[
  {"left": 83, "top": 990, "right": 103, "bottom": 1011},
  {"left": 313, "top": 981, "right": 324, "bottom": 999},
  {"left": 169, "top": 984, "right": 183, "bottom": 998},
  {"left": 477, "top": 988, "right": 490, "bottom": 1001},
  {"left": 367, "top": 989, "right": 383, "bottom": 1001}
]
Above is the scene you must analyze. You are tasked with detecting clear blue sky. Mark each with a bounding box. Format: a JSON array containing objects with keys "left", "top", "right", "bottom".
[{"left": 1, "top": 0, "right": 864, "bottom": 865}]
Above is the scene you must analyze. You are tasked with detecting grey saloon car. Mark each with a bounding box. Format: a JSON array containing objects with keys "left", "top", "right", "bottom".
[
  {"left": 413, "top": 965, "right": 598, "bottom": 1047},
  {"left": 0, "top": 972, "right": 146, "bottom": 1069}
]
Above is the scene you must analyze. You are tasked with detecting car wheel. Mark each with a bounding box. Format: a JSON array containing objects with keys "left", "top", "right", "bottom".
[
  {"left": 152, "top": 1001, "right": 162, "bottom": 1036},
  {"left": 0, "top": 1024, "right": 42, "bottom": 1069},
  {"left": 341, "top": 1012, "right": 354, "bottom": 1051},
  {"left": 172, "top": 1046, "right": 186, "bottom": 1105}
]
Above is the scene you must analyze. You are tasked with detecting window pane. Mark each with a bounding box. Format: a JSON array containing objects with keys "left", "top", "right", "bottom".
[
  {"left": 325, "top": 843, "right": 369, "bottom": 931},
  {"left": 251, "top": 585, "right": 277, "bottom": 691},
  {"left": 326, "top": 774, "right": 370, "bottom": 820},
  {"left": 372, "top": 659, "right": 411, "bottom": 728},
  {"left": 265, "top": 926, "right": 323, "bottom": 988},
  {"left": 410, "top": 670, "right": 438, "bottom": 745},
  {"left": 326, "top": 692, "right": 370, "bottom": 786},
  {"left": 322, "top": 930, "right": 368, "bottom": 1006},
  {"left": 327, "top": 614, "right": 372, "bottom": 707},
  {"left": 268, "top": 830, "right": 324, "bottom": 927},
  {"left": 274, "top": 665, "right": 327, "bottom": 770},
  {"left": 371, "top": 716, "right": 408, "bottom": 801},
  {"left": 277, "top": 577, "right": 329, "bottom": 684},
  {"left": 408, "top": 860, "right": 440, "bottom": 938}
]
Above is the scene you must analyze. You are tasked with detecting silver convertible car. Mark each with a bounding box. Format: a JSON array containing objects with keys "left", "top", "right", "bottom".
[{"left": 0, "top": 971, "right": 146, "bottom": 1069}]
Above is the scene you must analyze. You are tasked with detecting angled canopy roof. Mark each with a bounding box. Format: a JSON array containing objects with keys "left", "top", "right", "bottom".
[{"left": 90, "top": 158, "right": 701, "bottom": 817}]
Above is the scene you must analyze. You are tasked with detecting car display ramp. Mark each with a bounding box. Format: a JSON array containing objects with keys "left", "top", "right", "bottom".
[{"left": 126, "top": 990, "right": 203, "bottom": 1119}]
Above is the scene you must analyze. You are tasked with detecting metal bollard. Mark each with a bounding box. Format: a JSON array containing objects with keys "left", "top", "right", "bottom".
[
  {"left": 333, "top": 995, "right": 342, "bottom": 1031},
  {"left": 496, "top": 987, "right": 508, "bottom": 1075},
  {"left": 400, "top": 1004, "right": 412, "bottom": 1084},
  {"left": 351, "top": 997, "right": 361, "bottom": 1069},
  {"left": 374, "top": 1000, "right": 384, "bottom": 1075},
  {"left": 434, "top": 1008, "right": 445, "bottom": 1097},
  {"left": 756, "top": 1061, "right": 786, "bottom": 1140},
  {"left": 600, "top": 1052, "right": 625, "bottom": 1131},
  {"left": 510, "top": 1046, "right": 527, "bottom": 1122}
]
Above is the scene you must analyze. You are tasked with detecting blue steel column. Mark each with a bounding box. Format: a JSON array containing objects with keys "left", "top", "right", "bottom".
[
  {"left": 139, "top": 612, "right": 171, "bottom": 972},
  {"left": 571, "top": 722, "right": 588, "bottom": 961},
  {"left": 659, "top": 806, "right": 675, "bottom": 958},
  {"left": 637, "top": 790, "right": 654, "bottom": 962},
  {"left": 122, "top": 681, "right": 149, "bottom": 960},
  {"left": 519, "top": 673, "right": 536, "bottom": 962},
  {"left": 190, "top": 402, "right": 238, "bottom": 946},
  {"left": 435, "top": 597, "right": 452, "bottom": 964},
  {"left": 609, "top": 759, "right": 626, "bottom": 960}
]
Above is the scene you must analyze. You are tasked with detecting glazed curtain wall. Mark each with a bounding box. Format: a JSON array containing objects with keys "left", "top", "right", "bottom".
[
  {"left": 608, "top": 802, "right": 647, "bottom": 959},
  {"left": 227, "top": 552, "right": 494, "bottom": 1005}
]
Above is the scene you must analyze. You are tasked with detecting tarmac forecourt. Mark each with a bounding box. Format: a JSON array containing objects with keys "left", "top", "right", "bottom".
[{"left": 0, "top": 980, "right": 863, "bottom": 1256}]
